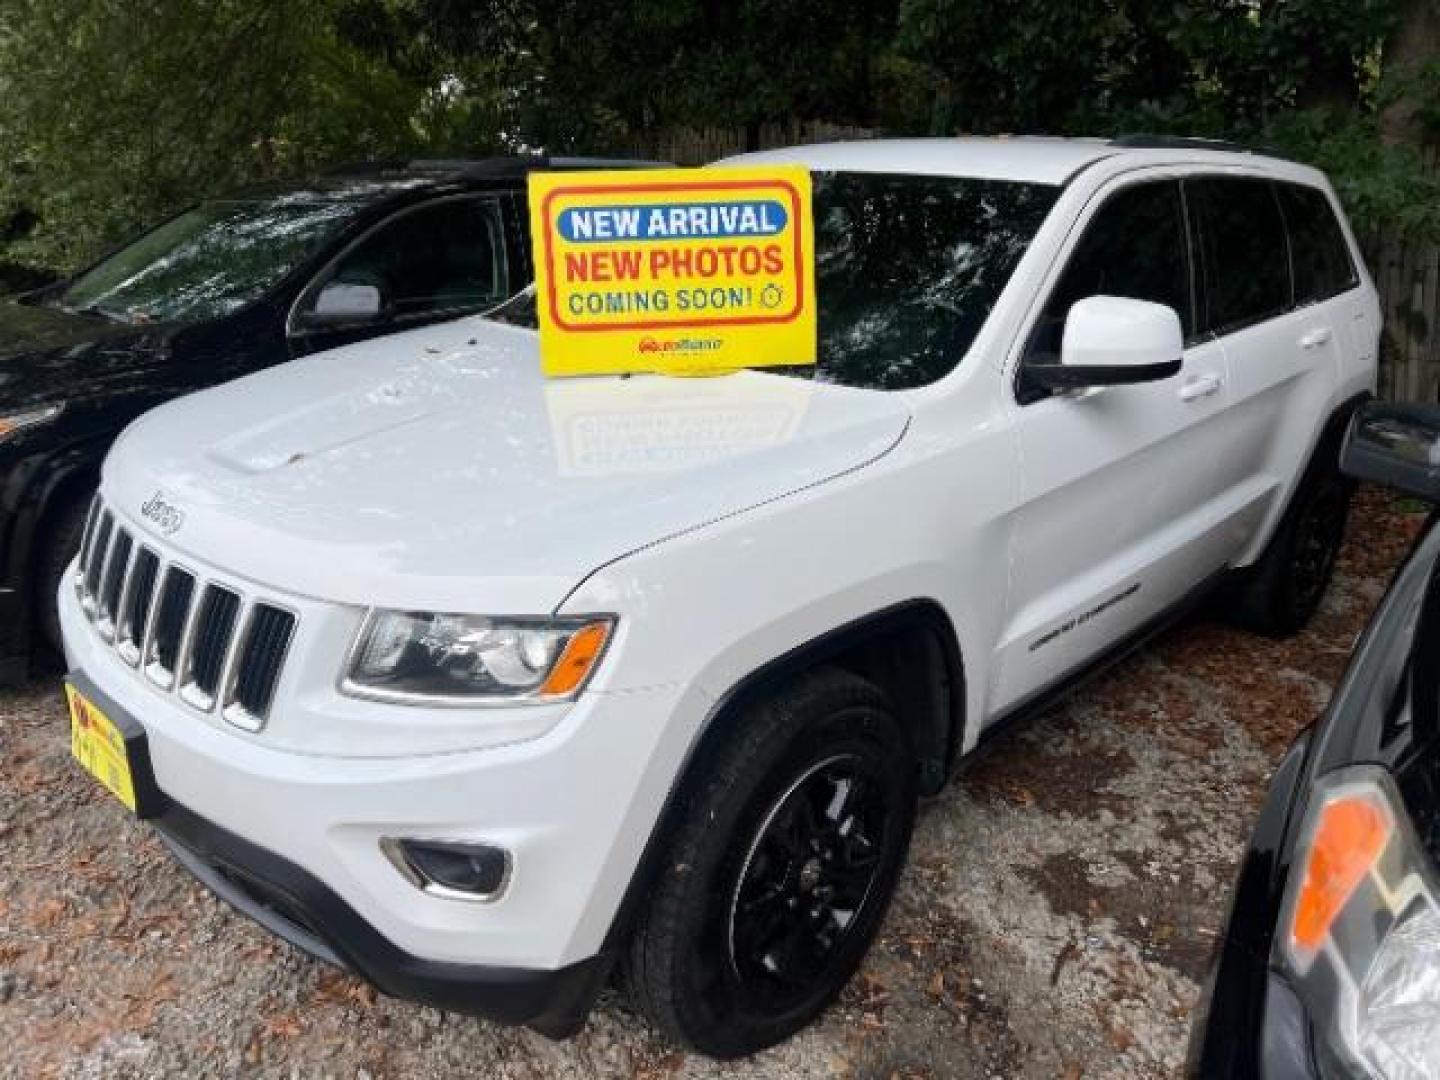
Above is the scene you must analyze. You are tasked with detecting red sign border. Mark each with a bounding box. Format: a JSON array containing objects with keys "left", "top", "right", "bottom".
[{"left": 540, "top": 177, "right": 807, "bottom": 333}]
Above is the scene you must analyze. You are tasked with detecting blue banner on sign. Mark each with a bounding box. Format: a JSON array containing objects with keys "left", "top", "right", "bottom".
[{"left": 558, "top": 200, "right": 789, "bottom": 243}]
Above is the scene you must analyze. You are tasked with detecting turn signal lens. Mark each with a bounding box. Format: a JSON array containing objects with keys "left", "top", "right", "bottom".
[
  {"left": 539, "top": 621, "right": 612, "bottom": 697},
  {"left": 0, "top": 403, "right": 62, "bottom": 441},
  {"left": 1291, "top": 793, "right": 1394, "bottom": 954}
]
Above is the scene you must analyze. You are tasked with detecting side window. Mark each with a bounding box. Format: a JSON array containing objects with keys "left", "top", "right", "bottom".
[
  {"left": 1190, "top": 177, "right": 1291, "bottom": 334},
  {"left": 308, "top": 197, "right": 508, "bottom": 321},
  {"left": 1023, "top": 180, "right": 1192, "bottom": 370},
  {"left": 1278, "top": 183, "right": 1359, "bottom": 305}
]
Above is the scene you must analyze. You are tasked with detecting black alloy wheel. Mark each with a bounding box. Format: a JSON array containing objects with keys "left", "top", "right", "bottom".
[
  {"left": 725, "top": 752, "right": 891, "bottom": 1013},
  {"left": 623, "top": 668, "right": 917, "bottom": 1058}
]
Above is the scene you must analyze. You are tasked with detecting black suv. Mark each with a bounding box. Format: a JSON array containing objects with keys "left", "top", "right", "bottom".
[{"left": 0, "top": 155, "right": 658, "bottom": 681}]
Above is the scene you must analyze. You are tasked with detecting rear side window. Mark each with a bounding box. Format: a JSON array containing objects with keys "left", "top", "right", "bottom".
[
  {"left": 1024, "top": 179, "right": 1193, "bottom": 369},
  {"left": 1278, "top": 183, "right": 1359, "bottom": 305},
  {"left": 1190, "top": 177, "right": 1291, "bottom": 334}
]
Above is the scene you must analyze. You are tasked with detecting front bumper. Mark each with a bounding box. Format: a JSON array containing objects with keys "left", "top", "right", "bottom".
[
  {"left": 154, "top": 793, "right": 609, "bottom": 1035},
  {"left": 59, "top": 574, "right": 693, "bottom": 1029}
]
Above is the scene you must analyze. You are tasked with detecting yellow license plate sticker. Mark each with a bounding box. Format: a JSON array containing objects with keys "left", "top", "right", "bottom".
[{"left": 66, "top": 683, "right": 137, "bottom": 812}]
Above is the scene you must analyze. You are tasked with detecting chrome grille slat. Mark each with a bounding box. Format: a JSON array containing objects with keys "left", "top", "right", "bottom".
[
  {"left": 117, "top": 547, "right": 160, "bottom": 666},
  {"left": 213, "top": 598, "right": 254, "bottom": 719},
  {"left": 179, "top": 585, "right": 241, "bottom": 710},
  {"left": 138, "top": 562, "right": 172, "bottom": 674},
  {"left": 227, "top": 604, "right": 296, "bottom": 729},
  {"left": 80, "top": 497, "right": 297, "bottom": 730},
  {"left": 145, "top": 567, "right": 196, "bottom": 688},
  {"left": 76, "top": 495, "right": 102, "bottom": 586},
  {"left": 82, "top": 511, "right": 114, "bottom": 604},
  {"left": 97, "top": 529, "right": 133, "bottom": 637}
]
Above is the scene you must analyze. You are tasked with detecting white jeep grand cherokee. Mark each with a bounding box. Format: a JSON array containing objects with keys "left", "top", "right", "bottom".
[{"left": 60, "top": 138, "right": 1378, "bottom": 1056}]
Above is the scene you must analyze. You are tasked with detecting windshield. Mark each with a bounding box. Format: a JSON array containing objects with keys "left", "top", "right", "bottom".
[
  {"left": 56, "top": 197, "right": 366, "bottom": 324},
  {"left": 810, "top": 171, "right": 1057, "bottom": 389},
  {"left": 489, "top": 171, "right": 1058, "bottom": 389}
]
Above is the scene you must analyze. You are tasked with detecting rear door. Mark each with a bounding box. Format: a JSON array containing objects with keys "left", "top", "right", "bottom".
[
  {"left": 997, "top": 174, "right": 1243, "bottom": 713},
  {"left": 1186, "top": 175, "right": 1342, "bottom": 561}
]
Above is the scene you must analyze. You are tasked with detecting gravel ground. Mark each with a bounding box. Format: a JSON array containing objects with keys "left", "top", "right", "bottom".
[{"left": 0, "top": 488, "right": 1428, "bottom": 1080}]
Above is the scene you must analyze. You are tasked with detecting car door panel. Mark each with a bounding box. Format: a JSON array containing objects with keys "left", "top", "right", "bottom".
[
  {"left": 997, "top": 337, "right": 1242, "bottom": 712},
  {"left": 1196, "top": 178, "right": 1362, "bottom": 567},
  {"left": 994, "top": 175, "right": 1258, "bottom": 716}
]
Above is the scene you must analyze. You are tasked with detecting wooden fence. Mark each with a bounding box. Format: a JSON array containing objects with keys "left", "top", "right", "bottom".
[
  {"left": 1368, "top": 235, "right": 1440, "bottom": 402},
  {"left": 632, "top": 122, "right": 1437, "bottom": 401}
]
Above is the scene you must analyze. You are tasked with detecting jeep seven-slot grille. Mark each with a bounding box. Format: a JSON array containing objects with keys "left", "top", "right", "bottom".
[
  {"left": 74, "top": 496, "right": 297, "bottom": 730},
  {"left": 232, "top": 605, "right": 296, "bottom": 722}
]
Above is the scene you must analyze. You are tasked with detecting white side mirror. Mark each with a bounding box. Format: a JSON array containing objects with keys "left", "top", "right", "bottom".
[{"left": 1031, "top": 295, "right": 1183, "bottom": 392}]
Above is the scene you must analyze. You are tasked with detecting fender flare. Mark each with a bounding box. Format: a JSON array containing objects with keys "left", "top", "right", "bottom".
[
  {"left": 597, "top": 599, "right": 966, "bottom": 960},
  {"left": 4, "top": 438, "right": 106, "bottom": 584}
]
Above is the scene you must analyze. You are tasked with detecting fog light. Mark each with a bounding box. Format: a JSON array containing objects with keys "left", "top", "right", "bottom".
[{"left": 382, "top": 839, "right": 511, "bottom": 901}]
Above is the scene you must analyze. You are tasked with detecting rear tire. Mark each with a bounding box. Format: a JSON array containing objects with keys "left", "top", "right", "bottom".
[
  {"left": 622, "top": 668, "right": 917, "bottom": 1058},
  {"left": 1232, "top": 464, "right": 1352, "bottom": 638},
  {"left": 35, "top": 492, "right": 92, "bottom": 654}
]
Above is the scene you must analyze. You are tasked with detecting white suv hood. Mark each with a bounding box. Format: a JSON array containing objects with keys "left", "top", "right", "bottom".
[{"left": 103, "top": 319, "right": 911, "bottom": 612}]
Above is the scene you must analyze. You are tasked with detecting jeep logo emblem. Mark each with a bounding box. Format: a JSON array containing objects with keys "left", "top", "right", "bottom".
[{"left": 140, "top": 490, "right": 184, "bottom": 536}]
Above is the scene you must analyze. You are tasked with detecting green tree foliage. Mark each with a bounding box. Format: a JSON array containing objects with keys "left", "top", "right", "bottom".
[
  {"left": 0, "top": 0, "right": 1436, "bottom": 278},
  {"left": 0, "top": 0, "right": 502, "bottom": 272},
  {"left": 891, "top": 0, "right": 1439, "bottom": 236}
]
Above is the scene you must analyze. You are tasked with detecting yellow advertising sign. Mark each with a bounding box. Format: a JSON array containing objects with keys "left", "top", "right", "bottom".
[{"left": 529, "top": 166, "right": 816, "bottom": 377}]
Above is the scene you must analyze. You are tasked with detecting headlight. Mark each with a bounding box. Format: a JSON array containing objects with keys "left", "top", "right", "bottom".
[
  {"left": 0, "top": 403, "right": 62, "bottom": 441},
  {"left": 341, "top": 611, "right": 614, "bottom": 705},
  {"left": 1275, "top": 768, "right": 1440, "bottom": 1078}
]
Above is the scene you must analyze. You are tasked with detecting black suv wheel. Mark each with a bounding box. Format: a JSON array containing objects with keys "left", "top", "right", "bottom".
[
  {"left": 623, "top": 667, "right": 917, "bottom": 1057},
  {"left": 1233, "top": 464, "right": 1352, "bottom": 638},
  {"left": 36, "top": 492, "right": 91, "bottom": 654}
]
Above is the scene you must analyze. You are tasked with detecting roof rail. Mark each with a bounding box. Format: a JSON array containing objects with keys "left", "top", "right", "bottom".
[
  {"left": 452, "top": 155, "right": 672, "bottom": 180},
  {"left": 322, "top": 155, "right": 676, "bottom": 182},
  {"left": 1109, "top": 134, "right": 1292, "bottom": 160},
  {"left": 406, "top": 157, "right": 532, "bottom": 173},
  {"left": 544, "top": 156, "right": 672, "bottom": 170},
  {"left": 322, "top": 159, "right": 410, "bottom": 176}
]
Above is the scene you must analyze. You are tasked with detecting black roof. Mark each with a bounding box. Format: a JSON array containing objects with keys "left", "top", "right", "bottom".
[
  {"left": 224, "top": 155, "right": 674, "bottom": 205},
  {"left": 325, "top": 154, "right": 673, "bottom": 182}
]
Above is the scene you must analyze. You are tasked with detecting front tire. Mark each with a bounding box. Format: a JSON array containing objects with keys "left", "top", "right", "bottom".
[
  {"left": 36, "top": 492, "right": 92, "bottom": 654},
  {"left": 623, "top": 668, "right": 917, "bottom": 1058}
]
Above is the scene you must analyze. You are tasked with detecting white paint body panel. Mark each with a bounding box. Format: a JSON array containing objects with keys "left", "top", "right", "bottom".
[{"left": 64, "top": 138, "right": 1380, "bottom": 975}]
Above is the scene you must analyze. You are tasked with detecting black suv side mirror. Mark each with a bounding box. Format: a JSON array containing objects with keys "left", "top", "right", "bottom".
[
  {"left": 1342, "top": 402, "right": 1440, "bottom": 503},
  {"left": 297, "top": 281, "right": 388, "bottom": 329}
]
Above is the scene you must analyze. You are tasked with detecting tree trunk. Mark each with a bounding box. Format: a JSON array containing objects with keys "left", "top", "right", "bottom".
[{"left": 1382, "top": 0, "right": 1440, "bottom": 147}]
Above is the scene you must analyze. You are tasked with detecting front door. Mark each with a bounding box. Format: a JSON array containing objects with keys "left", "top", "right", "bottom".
[
  {"left": 289, "top": 194, "right": 513, "bottom": 357},
  {"left": 993, "top": 174, "right": 1242, "bottom": 715}
]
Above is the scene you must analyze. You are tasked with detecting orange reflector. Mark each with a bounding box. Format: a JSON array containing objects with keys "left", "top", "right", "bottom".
[
  {"left": 1291, "top": 795, "right": 1392, "bottom": 953},
  {"left": 539, "top": 621, "right": 612, "bottom": 697}
]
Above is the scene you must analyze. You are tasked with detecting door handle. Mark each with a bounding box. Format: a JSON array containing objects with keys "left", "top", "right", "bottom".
[
  {"left": 1179, "top": 373, "right": 1223, "bottom": 402},
  {"left": 1300, "top": 327, "right": 1333, "bottom": 349}
]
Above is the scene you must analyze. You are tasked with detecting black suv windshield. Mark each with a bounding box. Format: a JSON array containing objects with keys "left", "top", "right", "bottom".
[
  {"left": 56, "top": 197, "right": 366, "bottom": 324},
  {"left": 489, "top": 170, "right": 1058, "bottom": 389}
]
